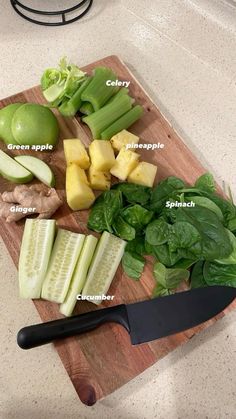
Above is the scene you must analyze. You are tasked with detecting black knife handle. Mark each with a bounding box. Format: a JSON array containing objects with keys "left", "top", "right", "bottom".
[{"left": 17, "top": 304, "right": 130, "bottom": 349}]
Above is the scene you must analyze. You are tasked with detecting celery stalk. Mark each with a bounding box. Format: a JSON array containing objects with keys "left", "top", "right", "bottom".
[
  {"left": 83, "top": 94, "right": 132, "bottom": 139},
  {"left": 59, "top": 77, "right": 92, "bottom": 117},
  {"left": 100, "top": 105, "right": 143, "bottom": 140},
  {"left": 80, "top": 102, "right": 94, "bottom": 116},
  {"left": 106, "top": 87, "right": 129, "bottom": 105},
  {"left": 81, "top": 67, "right": 118, "bottom": 111}
]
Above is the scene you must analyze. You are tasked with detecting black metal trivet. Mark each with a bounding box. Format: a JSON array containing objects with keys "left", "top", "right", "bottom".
[{"left": 10, "top": 0, "right": 93, "bottom": 26}]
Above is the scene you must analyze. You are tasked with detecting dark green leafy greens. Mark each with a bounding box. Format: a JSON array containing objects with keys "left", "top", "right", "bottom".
[
  {"left": 87, "top": 173, "right": 236, "bottom": 296},
  {"left": 152, "top": 262, "right": 189, "bottom": 297},
  {"left": 121, "top": 204, "right": 153, "bottom": 230},
  {"left": 113, "top": 216, "right": 136, "bottom": 241},
  {"left": 122, "top": 251, "right": 145, "bottom": 280},
  {"left": 194, "top": 172, "right": 216, "bottom": 193},
  {"left": 203, "top": 261, "right": 236, "bottom": 287},
  {"left": 87, "top": 190, "right": 122, "bottom": 233},
  {"left": 150, "top": 176, "right": 185, "bottom": 213},
  {"left": 145, "top": 219, "right": 170, "bottom": 245},
  {"left": 175, "top": 206, "right": 233, "bottom": 260},
  {"left": 111, "top": 183, "right": 151, "bottom": 205},
  {"left": 125, "top": 235, "right": 146, "bottom": 256},
  {"left": 190, "top": 261, "right": 207, "bottom": 289}
]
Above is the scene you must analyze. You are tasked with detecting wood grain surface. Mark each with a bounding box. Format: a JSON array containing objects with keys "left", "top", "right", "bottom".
[{"left": 0, "top": 55, "right": 235, "bottom": 406}]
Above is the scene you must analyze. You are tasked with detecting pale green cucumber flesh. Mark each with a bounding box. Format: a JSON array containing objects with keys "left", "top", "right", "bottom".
[
  {"left": 82, "top": 231, "right": 126, "bottom": 305},
  {"left": 60, "top": 235, "right": 98, "bottom": 317},
  {"left": 41, "top": 229, "right": 85, "bottom": 303},
  {"left": 18, "top": 219, "right": 56, "bottom": 299},
  {"left": 0, "top": 150, "right": 33, "bottom": 183},
  {"left": 14, "top": 155, "right": 55, "bottom": 187}
]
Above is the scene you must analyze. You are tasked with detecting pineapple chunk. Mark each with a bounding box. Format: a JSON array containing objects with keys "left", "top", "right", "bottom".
[
  {"left": 64, "top": 139, "right": 90, "bottom": 169},
  {"left": 66, "top": 164, "right": 95, "bottom": 210},
  {"left": 88, "top": 165, "right": 111, "bottom": 191},
  {"left": 128, "top": 162, "right": 157, "bottom": 187},
  {"left": 110, "top": 147, "right": 140, "bottom": 181},
  {"left": 110, "top": 130, "right": 139, "bottom": 153},
  {"left": 89, "top": 140, "right": 115, "bottom": 171}
]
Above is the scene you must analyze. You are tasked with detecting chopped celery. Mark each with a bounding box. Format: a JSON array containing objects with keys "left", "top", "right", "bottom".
[
  {"left": 100, "top": 105, "right": 143, "bottom": 140},
  {"left": 41, "top": 57, "right": 86, "bottom": 106},
  {"left": 83, "top": 94, "right": 132, "bottom": 139},
  {"left": 81, "top": 67, "right": 118, "bottom": 111},
  {"left": 80, "top": 102, "right": 94, "bottom": 116},
  {"left": 107, "top": 87, "right": 129, "bottom": 104},
  {"left": 59, "top": 77, "right": 92, "bottom": 117}
]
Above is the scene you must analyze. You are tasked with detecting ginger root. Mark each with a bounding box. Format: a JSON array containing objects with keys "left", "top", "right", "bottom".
[{"left": 0, "top": 185, "right": 62, "bottom": 223}]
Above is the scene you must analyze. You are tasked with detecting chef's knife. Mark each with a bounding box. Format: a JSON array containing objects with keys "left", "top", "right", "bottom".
[{"left": 17, "top": 286, "right": 236, "bottom": 349}]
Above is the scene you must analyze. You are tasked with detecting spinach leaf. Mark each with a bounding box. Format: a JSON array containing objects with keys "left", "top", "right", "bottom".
[
  {"left": 172, "top": 258, "right": 197, "bottom": 269},
  {"left": 175, "top": 205, "right": 233, "bottom": 260},
  {"left": 168, "top": 221, "right": 201, "bottom": 253},
  {"left": 103, "top": 190, "right": 123, "bottom": 232},
  {"left": 152, "top": 262, "right": 189, "bottom": 296},
  {"left": 122, "top": 251, "right": 145, "bottom": 280},
  {"left": 151, "top": 243, "right": 181, "bottom": 267},
  {"left": 203, "top": 261, "right": 236, "bottom": 287},
  {"left": 145, "top": 219, "right": 170, "bottom": 245},
  {"left": 152, "top": 283, "right": 171, "bottom": 297},
  {"left": 228, "top": 217, "right": 236, "bottom": 233},
  {"left": 190, "top": 261, "right": 207, "bottom": 288},
  {"left": 88, "top": 190, "right": 122, "bottom": 233},
  {"left": 87, "top": 200, "right": 107, "bottom": 232},
  {"left": 178, "top": 241, "right": 202, "bottom": 259},
  {"left": 144, "top": 239, "right": 156, "bottom": 256},
  {"left": 150, "top": 176, "right": 186, "bottom": 213},
  {"left": 160, "top": 206, "right": 178, "bottom": 223},
  {"left": 204, "top": 194, "right": 236, "bottom": 223},
  {"left": 112, "top": 183, "right": 151, "bottom": 205},
  {"left": 215, "top": 230, "right": 236, "bottom": 265},
  {"left": 121, "top": 204, "right": 153, "bottom": 230},
  {"left": 113, "top": 216, "right": 136, "bottom": 241},
  {"left": 186, "top": 196, "right": 223, "bottom": 221},
  {"left": 195, "top": 173, "right": 216, "bottom": 193},
  {"left": 125, "top": 235, "right": 146, "bottom": 255},
  {"left": 153, "top": 262, "right": 190, "bottom": 288}
]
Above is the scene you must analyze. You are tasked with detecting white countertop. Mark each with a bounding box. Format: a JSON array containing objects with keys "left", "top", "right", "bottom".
[{"left": 0, "top": 1, "right": 236, "bottom": 418}]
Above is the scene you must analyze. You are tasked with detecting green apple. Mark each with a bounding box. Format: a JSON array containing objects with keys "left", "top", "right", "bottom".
[
  {"left": 14, "top": 155, "right": 55, "bottom": 187},
  {"left": 0, "top": 150, "right": 33, "bottom": 183},
  {"left": 11, "top": 103, "right": 59, "bottom": 146},
  {"left": 0, "top": 103, "right": 23, "bottom": 145}
]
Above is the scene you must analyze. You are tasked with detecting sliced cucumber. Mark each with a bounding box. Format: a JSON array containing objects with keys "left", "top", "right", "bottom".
[
  {"left": 60, "top": 235, "right": 98, "bottom": 317},
  {"left": 14, "top": 155, "right": 55, "bottom": 187},
  {"left": 0, "top": 150, "right": 33, "bottom": 183},
  {"left": 41, "top": 229, "right": 85, "bottom": 303},
  {"left": 82, "top": 231, "right": 126, "bottom": 305},
  {"left": 18, "top": 219, "right": 56, "bottom": 299}
]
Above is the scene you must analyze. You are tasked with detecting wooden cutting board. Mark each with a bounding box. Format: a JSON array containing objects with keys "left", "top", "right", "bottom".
[{"left": 0, "top": 55, "right": 235, "bottom": 406}]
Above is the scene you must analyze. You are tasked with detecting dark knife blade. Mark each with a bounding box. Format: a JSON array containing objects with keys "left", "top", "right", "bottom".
[
  {"left": 17, "top": 286, "right": 236, "bottom": 349},
  {"left": 127, "top": 285, "right": 236, "bottom": 344}
]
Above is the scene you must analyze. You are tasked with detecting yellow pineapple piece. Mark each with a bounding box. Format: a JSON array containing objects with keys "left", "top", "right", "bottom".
[
  {"left": 89, "top": 140, "right": 115, "bottom": 171},
  {"left": 110, "top": 147, "right": 140, "bottom": 181},
  {"left": 110, "top": 130, "right": 139, "bottom": 153},
  {"left": 127, "top": 162, "right": 157, "bottom": 187},
  {"left": 63, "top": 139, "right": 90, "bottom": 169},
  {"left": 66, "top": 164, "right": 95, "bottom": 210},
  {"left": 88, "top": 165, "right": 111, "bottom": 191}
]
